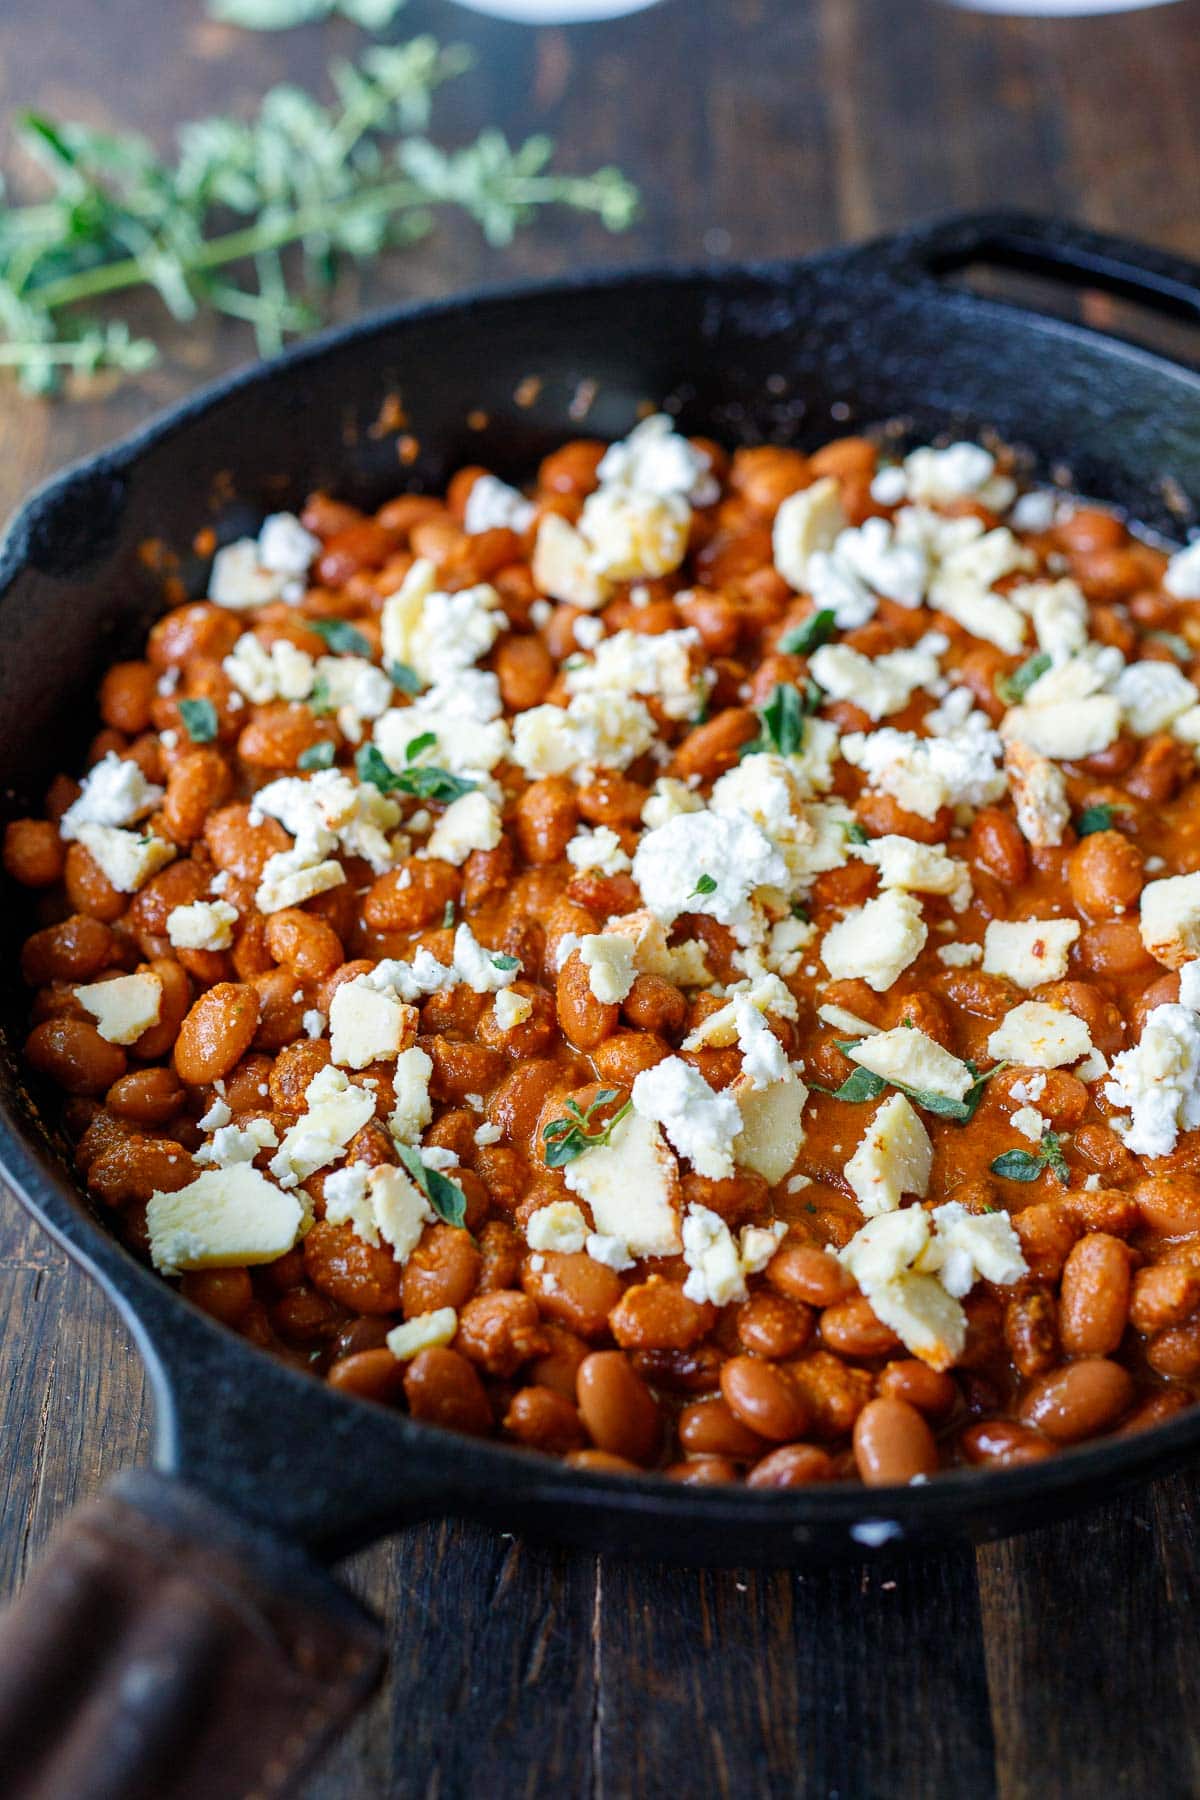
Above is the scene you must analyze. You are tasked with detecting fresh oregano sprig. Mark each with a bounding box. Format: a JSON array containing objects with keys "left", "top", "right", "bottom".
[
  {"left": 542, "top": 1090, "right": 632, "bottom": 1170},
  {"left": 0, "top": 42, "right": 639, "bottom": 394}
]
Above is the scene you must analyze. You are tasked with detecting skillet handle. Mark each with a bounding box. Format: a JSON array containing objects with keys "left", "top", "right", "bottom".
[
  {"left": 882, "top": 208, "right": 1200, "bottom": 325},
  {"left": 0, "top": 1467, "right": 385, "bottom": 1800}
]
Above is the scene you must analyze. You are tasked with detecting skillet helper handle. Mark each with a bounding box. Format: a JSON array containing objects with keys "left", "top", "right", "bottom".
[
  {"left": 0, "top": 1467, "right": 385, "bottom": 1800},
  {"left": 887, "top": 209, "right": 1200, "bottom": 323}
]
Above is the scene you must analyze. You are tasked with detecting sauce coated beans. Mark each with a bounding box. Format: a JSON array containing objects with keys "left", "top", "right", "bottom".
[{"left": 14, "top": 428, "right": 1200, "bottom": 1491}]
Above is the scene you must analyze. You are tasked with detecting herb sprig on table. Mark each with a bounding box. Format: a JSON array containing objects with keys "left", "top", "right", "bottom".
[{"left": 0, "top": 42, "right": 638, "bottom": 394}]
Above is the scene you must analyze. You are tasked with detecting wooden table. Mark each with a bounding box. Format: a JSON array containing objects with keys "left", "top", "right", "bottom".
[{"left": 4, "top": 1, "right": 1200, "bottom": 1792}]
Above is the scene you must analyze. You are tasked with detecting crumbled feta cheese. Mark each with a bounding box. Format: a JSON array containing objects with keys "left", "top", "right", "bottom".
[
  {"left": 842, "top": 707, "right": 1004, "bottom": 820},
  {"left": 579, "top": 934, "right": 637, "bottom": 1005},
  {"left": 328, "top": 974, "right": 417, "bottom": 1070},
  {"left": 1010, "top": 578, "right": 1088, "bottom": 664},
  {"left": 987, "top": 1002, "right": 1093, "bottom": 1068},
  {"left": 808, "top": 640, "right": 941, "bottom": 722},
  {"left": 386, "top": 1306, "right": 459, "bottom": 1360},
  {"left": 493, "top": 988, "right": 533, "bottom": 1031},
  {"left": 1001, "top": 696, "right": 1121, "bottom": 762},
  {"left": 223, "top": 634, "right": 316, "bottom": 705},
  {"left": 1104, "top": 1002, "right": 1200, "bottom": 1157},
  {"left": 1140, "top": 872, "right": 1200, "bottom": 969},
  {"left": 1004, "top": 740, "right": 1070, "bottom": 848},
  {"left": 839, "top": 1210, "right": 966, "bottom": 1371},
  {"left": 511, "top": 692, "right": 657, "bottom": 778},
  {"left": 596, "top": 414, "right": 718, "bottom": 505},
  {"left": 579, "top": 486, "right": 690, "bottom": 581},
  {"left": 857, "top": 835, "right": 966, "bottom": 899},
  {"left": 566, "top": 825, "right": 632, "bottom": 876},
  {"left": 209, "top": 538, "right": 294, "bottom": 610},
  {"left": 681, "top": 1204, "right": 746, "bottom": 1307},
  {"left": 1010, "top": 490, "right": 1059, "bottom": 533},
  {"left": 425, "top": 791, "right": 503, "bottom": 866},
  {"left": 450, "top": 923, "right": 519, "bottom": 995},
  {"left": 325, "top": 1162, "right": 433, "bottom": 1258},
  {"left": 1180, "top": 960, "right": 1200, "bottom": 1011},
  {"left": 845, "top": 1092, "right": 932, "bottom": 1217},
  {"left": 772, "top": 477, "right": 847, "bottom": 590},
  {"left": 387, "top": 1046, "right": 434, "bottom": 1145},
  {"left": 75, "top": 824, "right": 175, "bottom": 893},
  {"left": 59, "top": 752, "right": 164, "bottom": 841},
  {"left": 194, "top": 1116, "right": 279, "bottom": 1168},
  {"left": 731, "top": 1064, "right": 808, "bottom": 1183},
  {"left": 199, "top": 1097, "right": 232, "bottom": 1132},
  {"left": 847, "top": 1026, "right": 973, "bottom": 1102},
  {"left": 820, "top": 889, "right": 928, "bottom": 992},
  {"left": 983, "top": 917, "right": 1080, "bottom": 990},
  {"left": 147, "top": 1164, "right": 303, "bottom": 1274},
  {"left": 531, "top": 513, "right": 612, "bottom": 611},
  {"left": 375, "top": 669, "right": 509, "bottom": 782},
  {"left": 1115, "top": 661, "right": 1199, "bottom": 737},
  {"left": 74, "top": 972, "right": 162, "bottom": 1045},
  {"left": 805, "top": 552, "right": 877, "bottom": 628},
  {"left": 166, "top": 899, "right": 238, "bottom": 952},
  {"left": 268, "top": 1064, "right": 376, "bottom": 1186},
  {"left": 937, "top": 940, "right": 983, "bottom": 968},
  {"left": 565, "top": 627, "right": 708, "bottom": 721},
  {"left": 1164, "top": 539, "right": 1200, "bottom": 600},
  {"left": 380, "top": 559, "right": 504, "bottom": 683},
  {"left": 526, "top": 1200, "right": 589, "bottom": 1254},
  {"left": 258, "top": 512, "right": 321, "bottom": 577},
  {"left": 631, "top": 1055, "right": 741, "bottom": 1181},
  {"left": 255, "top": 846, "right": 345, "bottom": 914},
  {"left": 1010, "top": 1105, "right": 1048, "bottom": 1142},
  {"left": 561, "top": 1107, "right": 681, "bottom": 1257},
  {"left": 870, "top": 465, "right": 909, "bottom": 506},
  {"left": 903, "top": 442, "right": 1015, "bottom": 510},
  {"left": 463, "top": 474, "right": 535, "bottom": 536},
  {"left": 834, "top": 517, "right": 929, "bottom": 607},
  {"left": 315, "top": 655, "right": 394, "bottom": 737},
  {"left": 923, "top": 1201, "right": 1027, "bottom": 1298},
  {"left": 586, "top": 1233, "right": 636, "bottom": 1270},
  {"left": 642, "top": 776, "right": 705, "bottom": 830},
  {"left": 633, "top": 808, "right": 789, "bottom": 945}
]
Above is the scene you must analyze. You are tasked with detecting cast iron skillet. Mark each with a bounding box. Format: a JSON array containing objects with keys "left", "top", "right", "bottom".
[{"left": 3, "top": 210, "right": 1200, "bottom": 1795}]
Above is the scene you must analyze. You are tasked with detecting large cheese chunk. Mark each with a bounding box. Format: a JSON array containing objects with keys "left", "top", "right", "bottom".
[
  {"left": 772, "top": 476, "right": 846, "bottom": 589},
  {"left": 845, "top": 1093, "right": 932, "bottom": 1217},
  {"left": 328, "top": 974, "right": 418, "bottom": 1070},
  {"left": 166, "top": 899, "right": 239, "bottom": 952},
  {"left": 425, "top": 791, "right": 503, "bottom": 866},
  {"left": 1004, "top": 741, "right": 1069, "bottom": 849},
  {"left": 74, "top": 972, "right": 162, "bottom": 1046},
  {"left": 987, "top": 1002, "right": 1093, "bottom": 1068},
  {"left": 531, "top": 513, "right": 612, "bottom": 610},
  {"left": 1140, "top": 873, "right": 1200, "bottom": 970},
  {"left": 269, "top": 1065, "right": 376, "bottom": 1186},
  {"left": 147, "top": 1164, "right": 303, "bottom": 1274},
  {"left": 820, "top": 889, "right": 927, "bottom": 993},
  {"left": 983, "top": 918, "right": 1080, "bottom": 990},
  {"left": 731, "top": 1064, "right": 808, "bottom": 1185},
  {"left": 386, "top": 1307, "right": 459, "bottom": 1361},
  {"left": 323, "top": 1162, "right": 432, "bottom": 1259},
  {"left": 1001, "top": 696, "right": 1121, "bottom": 761},
  {"left": 562, "top": 1108, "right": 682, "bottom": 1257},
  {"left": 847, "top": 1027, "right": 973, "bottom": 1103},
  {"left": 580, "top": 933, "right": 637, "bottom": 1004},
  {"left": 75, "top": 824, "right": 175, "bottom": 893},
  {"left": 579, "top": 487, "right": 690, "bottom": 581}
]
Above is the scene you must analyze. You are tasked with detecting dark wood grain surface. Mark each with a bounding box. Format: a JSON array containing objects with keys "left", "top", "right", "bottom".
[{"left": 4, "top": 2, "right": 1200, "bottom": 1793}]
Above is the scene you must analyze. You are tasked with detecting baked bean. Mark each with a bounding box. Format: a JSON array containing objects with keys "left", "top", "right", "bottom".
[
  {"left": 303, "top": 1220, "right": 405, "bottom": 1314},
  {"left": 667, "top": 1456, "right": 741, "bottom": 1485},
  {"left": 875, "top": 1360, "right": 957, "bottom": 1418},
  {"left": 264, "top": 908, "right": 343, "bottom": 981},
  {"left": 609, "top": 1278, "right": 713, "bottom": 1351},
  {"left": 205, "top": 804, "right": 290, "bottom": 884},
  {"left": 401, "top": 1223, "right": 482, "bottom": 1317},
  {"left": 677, "top": 1397, "right": 767, "bottom": 1460},
  {"left": 1059, "top": 1233, "right": 1131, "bottom": 1357},
  {"left": 969, "top": 808, "right": 1029, "bottom": 886},
  {"left": 1019, "top": 1358, "right": 1134, "bottom": 1442},
  {"left": 591, "top": 1030, "right": 671, "bottom": 1086},
  {"left": 852, "top": 1398, "right": 938, "bottom": 1486},
  {"left": 786, "top": 1351, "right": 873, "bottom": 1440},
  {"left": 746, "top": 1444, "right": 837, "bottom": 1488},
  {"left": 679, "top": 1170, "right": 767, "bottom": 1227},
  {"left": 737, "top": 1291, "right": 814, "bottom": 1359},
  {"left": 105, "top": 1066, "right": 185, "bottom": 1127},
  {"left": 515, "top": 777, "right": 577, "bottom": 864},
  {"left": 173, "top": 982, "right": 260, "bottom": 1085},
  {"left": 238, "top": 703, "right": 334, "bottom": 770},
  {"left": 495, "top": 634, "right": 554, "bottom": 712},
  {"left": 670, "top": 708, "right": 758, "bottom": 782},
  {"left": 180, "top": 1268, "right": 254, "bottom": 1327},
  {"left": 327, "top": 1349, "right": 408, "bottom": 1407},
  {"left": 564, "top": 1450, "right": 642, "bottom": 1476},
  {"left": 503, "top": 1385, "right": 586, "bottom": 1454},
  {"left": 1079, "top": 918, "right": 1157, "bottom": 978},
  {"left": 425, "top": 1036, "right": 506, "bottom": 1105},
  {"left": 134, "top": 959, "right": 192, "bottom": 1063},
  {"left": 404, "top": 1347, "right": 493, "bottom": 1436},
  {"left": 730, "top": 445, "right": 811, "bottom": 513},
  {"left": 25, "top": 1018, "right": 127, "bottom": 1095},
  {"left": 89, "top": 1135, "right": 195, "bottom": 1206},
  {"left": 556, "top": 951, "right": 619, "bottom": 1050},
  {"left": 1130, "top": 1262, "right": 1200, "bottom": 1335},
  {"left": 63, "top": 840, "right": 125, "bottom": 922},
  {"left": 1037, "top": 981, "right": 1125, "bottom": 1057},
  {"left": 3, "top": 818, "right": 65, "bottom": 888},
  {"left": 1067, "top": 830, "right": 1144, "bottom": 921},
  {"left": 21, "top": 916, "right": 117, "bottom": 986},
  {"left": 1134, "top": 1176, "right": 1200, "bottom": 1237},
  {"left": 1146, "top": 1316, "right": 1200, "bottom": 1380},
  {"left": 720, "top": 1355, "right": 810, "bottom": 1442},
  {"left": 457, "top": 1290, "right": 548, "bottom": 1376},
  {"left": 162, "top": 749, "right": 232, "bottom": 844},
  {"left": 622, "top": 973, "right": 687, "bottom": 1038},
  {"left": 250, "top": 968, "right": 309, "bottom": 1051},
  {"left": 1117, "top": 1389, "right": 1193, "bottom": 1435},
  {"left": 521, "top": 1251, "right": 622, "bottom": 1339},
  {"left": 819, "top": 1295, "right": 901, "bottom": 1360},
  {"left": 632, "top": 1344, "right": 725, "bottom": 1395},
  {"left": 960, "top": 1419, "right": 1052, "bottom": 1468},
  {"left": 576, "top": 1352, "right": 661, "bottom": 1465},
  {"left": 148, "top": 603, "right": 240, "bottom": 670},
  {"left": 364, "top": 859, "right": 460, "bottom": 932},
  {"left": 1003, "top": 1290, "right": 1060, "bottom": 1380},
  {"left": 462, "top": 840, "right": 514, "bottom": 912},
  {"left": 767, "top": 1243, "right": 856, "bottom": 1308}
]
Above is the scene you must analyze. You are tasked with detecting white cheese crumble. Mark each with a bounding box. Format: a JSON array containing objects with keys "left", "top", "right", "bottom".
[
  {"left": 596, "top": 414, "right": 718, "bottom": 506},
  {"left": 982, "top": 918, "right": 1080, "bottom": 990},
  {"left": 579, "top": 934, "right": 637, "bottom": 1004},
  {"left": 987, "top": 1002, "right": 1093, "bottom": 1069},
  {"left": 166, "top": 899, "right": 239, "bottom": 952},
  {"left": 74, "top": 972, "right": 163, "bottom": 1045},
  {"left": 75, "top": 825, "right": 175, "bottom": 893},
  {"left": 386, "top": 1307, "right": 459, "bottom": 1360},
  {"left": 380, "top": 559, "right": 504, "bottom": 684},
  {"left": 1104, "top": 1002, "right": 1200, "bottom": 1158},
  {"left": 631, "top": 1056, "right": 741, "bottom": 1181},
  {"left": 561, "top": 1107, "right": 682, "bottom": 1257},
  {"left": 632, "top": 808, "right": 789, "bottom": 945},
  {"left": 845, "top": 1092, "right": 932, "bottom": 1217},
  {"left": 59, "top": 752, "right": 163, "bottom": 840},
  {"left": 525, "top": 1200, "right": 589, "bottom": 1254},
  {"left": 147, "top": 1164, "right": 303, "bottom": 1274},
  {"left": 463, "top": 474, "right": 535, "bottom": 536},
  {"left": 820, "top": 889, "right": 928, "bottom": 993},
  {"left": 1140, "top": 872, "right": 1200, "bottom": 970},
  {"left": 566, "top": 825, "right": 632, "bottom": 877}
]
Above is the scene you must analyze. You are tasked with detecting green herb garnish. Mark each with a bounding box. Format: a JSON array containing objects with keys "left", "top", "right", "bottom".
[
  {"left": 298, "top": 740, "right": 336, "bottom": 770},
  {"left": 387, "top": 661, "right": 422, "bottom": 695},
  {"left": 741, "top": 682, "right": 807, "bottom": 760},
  {"left": 0, "top": 48, "right": 638, "bottom": 395},
  {"left": 491, "top": 953, "right": 519, "bottom": 971},
  {"left": 354, "top": 742, "right": 475, "bottom": 801},
  {"left": 691, "top": 873, "right": 718, "bottom": 898},
  {"left": 995, "top": 651, "right": 1051, "bottom": 705},
  {"left": 844, "top": 821, "right": 870, "bottom": 845},
  {"left": 542, "top": 1089, "right": 631, "bottom": 1169},
  {"left": 406, "top": 731, "right": 438, "bottom": 761},
  {"left": 1145, "top": 630, "right": 1192, "bottom": 663},
  {"left": 1075, "top": 803, "right": 1116, "bottom": 837},
  {"left": 826, "top": 1041, "right": 1003, "bottom": 1123},
  {"left": 396, "top": 1144, "right": 466, "bottom": 1226},
  {"left": 178, "top": 697, "right": 218, "bottom": 743},
  {"left": 307, "top": 676, "right": 333, "bottom": 716},
  {"left": 308, "top": 617, "right": 372, "bottom": 657},
  {"left": 990, "top": 1131, "right": 1071, "bottom": 1187},
  {"left": 442, "top": 899, "right": 455, "bottom": 928},
  {"left": 779, "top": 608, "right": 836, "bottom": 657}
]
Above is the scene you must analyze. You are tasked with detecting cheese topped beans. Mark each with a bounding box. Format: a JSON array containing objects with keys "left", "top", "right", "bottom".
[{"left": 11, "top": 416, "right": 1200, "bottom": 1487}]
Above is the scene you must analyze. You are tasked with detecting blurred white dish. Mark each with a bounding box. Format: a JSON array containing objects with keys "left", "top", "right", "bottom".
[{"left": 446, "top": 0, "right": 664, "bottom": 19}]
